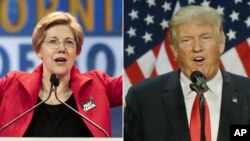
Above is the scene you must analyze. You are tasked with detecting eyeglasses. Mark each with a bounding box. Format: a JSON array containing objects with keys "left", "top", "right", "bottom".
[{"left": 43, "top": 39, "right": 76, "bottom": 49}]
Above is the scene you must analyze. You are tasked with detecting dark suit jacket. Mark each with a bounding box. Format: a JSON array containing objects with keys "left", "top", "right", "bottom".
[{"left": 124, "top": 70, "right": 250, "bottom": 141}]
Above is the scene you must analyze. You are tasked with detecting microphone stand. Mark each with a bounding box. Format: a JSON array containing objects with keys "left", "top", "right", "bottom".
[
  {"left": 0, "top": 83, "right": 54, "bottom": 132},
  {"left": 190, "top": 83, "right": 207, "bottom": 141},
  {"left": 52, "top": 77, "right": 110, "bottom": 137}
]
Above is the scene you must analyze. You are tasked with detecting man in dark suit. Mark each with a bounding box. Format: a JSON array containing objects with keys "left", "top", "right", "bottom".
[{"left": 124, "top": 5, "right": 250, "bottom": 141}]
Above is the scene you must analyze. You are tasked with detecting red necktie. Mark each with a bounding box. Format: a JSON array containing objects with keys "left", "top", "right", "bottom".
[{"left": 190, "top": 95, "right": 211, "bottom": 141}]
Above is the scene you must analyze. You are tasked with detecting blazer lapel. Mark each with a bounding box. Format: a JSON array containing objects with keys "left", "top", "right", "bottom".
[
  {"left": 161, "top": 71, "right": 191, "bottom": 141},
  {"left": 70, "top": 66, "right": 109, "bottom": 136},
  {"left": 18, "top": 65, "right": 43, "bottom": 105},
  {"left": 217, "top": 71, "right": 240, "bottom": 141}
]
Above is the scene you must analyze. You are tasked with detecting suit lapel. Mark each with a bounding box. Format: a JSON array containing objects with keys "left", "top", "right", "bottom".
[
  {"left": 161, "top": 71, "right": 191, "bottom": 141},
  {"left": 160, "top": 70, "right": 241, "bottom": 141},
  {"left": 217, "top": 71, "right": 240, "bottom": 141}
]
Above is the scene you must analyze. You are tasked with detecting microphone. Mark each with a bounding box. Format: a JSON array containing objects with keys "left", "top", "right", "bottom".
[
  {"left": 52, "top": 75, "right": 110, "bottom": 137},
  {"left": 50, "top": 73, "right": 59, "bottom": 87},
  {"left": 0, "top": 74, "right": 56, "bottom": 132},
  {"left": 189, "top": 71, "right": 209, "bottom": 141},
  {"left": 190, "top": 71, "right": 209, "bottom": 94}
]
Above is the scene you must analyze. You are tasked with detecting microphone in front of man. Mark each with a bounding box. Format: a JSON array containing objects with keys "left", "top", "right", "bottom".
[
  {"left": 189, "top": 71, "right": 210, "bottom": 141},
  {"left": 0, "top": 73, "right": 57, "bottom": 132},
  {"left": 190, "top": 71, "right": 209, "bottom": 95}
]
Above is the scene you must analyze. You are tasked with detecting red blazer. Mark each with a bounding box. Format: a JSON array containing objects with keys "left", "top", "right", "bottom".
[{"left": 0, "top": 64, "right": 122, "bottom": 137}]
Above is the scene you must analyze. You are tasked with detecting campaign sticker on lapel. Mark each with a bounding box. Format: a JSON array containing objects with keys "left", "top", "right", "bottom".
[{"left": 81, "top": 98, "right": 96, "bottom": 112}]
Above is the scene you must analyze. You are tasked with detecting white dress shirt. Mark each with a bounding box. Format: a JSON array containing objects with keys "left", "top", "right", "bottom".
[{"left": 180, "top": 70, "right": 223, "bottom": 141}]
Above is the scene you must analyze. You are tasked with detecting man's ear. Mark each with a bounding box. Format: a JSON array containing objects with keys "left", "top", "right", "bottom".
[
  {"left": 219, "top": 38, "right": 225, "bottom": 55},
  {"left": 170, "top": 44, "right": 178, "bottom": 60}
]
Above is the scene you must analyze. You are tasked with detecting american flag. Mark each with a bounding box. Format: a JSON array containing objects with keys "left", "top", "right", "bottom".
[{"left": 124, "top": 0, "right": 250, "bottom": 93}]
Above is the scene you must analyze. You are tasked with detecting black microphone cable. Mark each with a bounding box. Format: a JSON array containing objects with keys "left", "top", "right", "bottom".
[
  {"left": 0, "top": 74, "right": 56, "bottom": 132},
  {"left": 51, "top": 75, "right": 110, "bottom": 137}
]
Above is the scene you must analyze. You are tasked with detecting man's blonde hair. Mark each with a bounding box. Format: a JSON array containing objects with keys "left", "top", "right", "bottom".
[{"left": 169, "top": 5, "right": 225, "bottom": 44}]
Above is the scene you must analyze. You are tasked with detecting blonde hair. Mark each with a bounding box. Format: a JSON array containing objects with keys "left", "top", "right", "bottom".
[
  {"left": 32, "top": 11, "right": 83, "bottom": 54},
  {"left": 169, "top": 5, "right": 225, "bottom": 44}
]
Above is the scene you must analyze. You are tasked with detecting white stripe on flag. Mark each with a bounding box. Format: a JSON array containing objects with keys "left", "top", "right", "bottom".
[
  {"left": 221, "top": 47, "right": 247, "bottom": 77},
  {"left": 137, "top": 50, "right": 156, "bottom": 78},
  {"left": 155, "top": 43, "right": 174, "bottom": 75},
  {"left": 247, "top": 38, "right": 250, "bottom": 46}
]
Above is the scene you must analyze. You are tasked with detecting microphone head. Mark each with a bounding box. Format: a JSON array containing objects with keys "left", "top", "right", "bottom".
[
  {"left": 190, "top": 70, "right": 206, "bottom": 83},
  {"left": 190, "top": 71, "right": 209, "bottom": 93},
  {"left": 50, "top": 73, "right": 59, "bottom": 87}
]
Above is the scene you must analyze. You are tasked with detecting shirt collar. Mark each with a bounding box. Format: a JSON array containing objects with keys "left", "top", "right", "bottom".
[
  {"left": 180, "top": 72, "right": 192, "bottom": 96},
  {"left": 206, "top": 69, "right": 223, "bottom": 95},
  {"left": 180, "top": 69, "right": 223, "bottom": 96}
]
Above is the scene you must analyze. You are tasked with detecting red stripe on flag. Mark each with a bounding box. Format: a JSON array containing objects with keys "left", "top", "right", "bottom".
[
  {"left": 235, "top": 40, "right": 250, "bottom": 77},
  {"left": 125, "top": 62, "right": 145, "bottom": 85},
  {"left": 164, "top": 31, "right": 179, "bottom": 70},
  {"left": 150, "top": 43, "right": 161, "bottom": 77},
  {"left": 152, "top": 43, "right": 161, "bottom": 57},
  {"left": 150, "top": 67, "right": 158, "bottom": 77}
]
